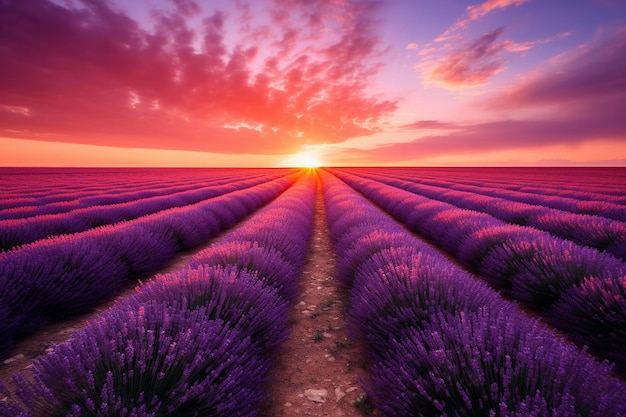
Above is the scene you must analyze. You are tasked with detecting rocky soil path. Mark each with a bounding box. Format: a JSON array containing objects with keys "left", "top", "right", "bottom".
[{"left": 261, "top": 184, "right": 373, "bottom": 417}]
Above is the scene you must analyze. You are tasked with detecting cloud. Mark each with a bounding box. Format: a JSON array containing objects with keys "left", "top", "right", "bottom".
[
  {"left": 435, "top": 0, "right": 529, "bottom": 42},
  {"left": 0, "top": 0, "right": 397, "bottom": 155},
  {"left": 436, "top": 0, "right": 530, "bottom": 42},
  {"left": 419, "top": 28, "right": 569, "bottom": 89},
  {"left": 489, "top": 27, "right": 626, "bottom": 108},
  {"left": 466, "top": 0, "right": 530, "bottom": 20},
  {"left": 399, "top": 120, "right": 466, "bottom": 130},
  {"left": 364, "top": 27, "right": 626, "bottom": 164},
  {"left": 337, "top": 106, "right": 626, "bottom": 164},
  {"left": 170, "top": 0, "right": 201, "bottom": 16},
  {"left": 424, "top": 28, "right": 509, "bottom": 88}
]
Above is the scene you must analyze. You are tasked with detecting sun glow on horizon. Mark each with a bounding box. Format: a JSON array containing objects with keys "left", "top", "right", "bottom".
[{"left": 278, "top": 151, "right": 323, "bottom": 168}]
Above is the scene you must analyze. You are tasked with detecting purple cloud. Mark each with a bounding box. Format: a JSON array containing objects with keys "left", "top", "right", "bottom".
[{"left": 491, "top": 27, "right": 626, "bottom": 107}]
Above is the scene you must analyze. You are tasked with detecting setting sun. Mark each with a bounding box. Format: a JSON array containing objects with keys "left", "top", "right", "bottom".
[{"left": 279, "top": 152, "right": 322, "bottom": 168}]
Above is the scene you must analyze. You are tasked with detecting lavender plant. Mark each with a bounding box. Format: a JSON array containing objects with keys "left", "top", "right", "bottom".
[
  {"left": 320, "top": 170, "right": 626, "bottom": 416},
  {"left": 129, "top": 265, "right": 291, "bottom": 355},
  {"left": 0, "top": 174, "right": 296, "bottom": 358},
  {"left": 551, "top": 274, "right": 626, "bottom": 372},
  {"left": 188, "top": 241, "right": 300, "bottom": 303},
  {"left": 9, "top": 301, "right": 268, "bottom": 416},
  {"left": 369, "top": 309, "right": 625, "bottom": 417}
]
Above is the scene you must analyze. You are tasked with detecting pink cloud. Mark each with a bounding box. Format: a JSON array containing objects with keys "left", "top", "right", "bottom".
[
  {"left": 170, "top": 0, "right": 201, "bottom": 17},
  {"left": 489, "top": 27, "right": 626, "bottom": 108},
  {"left": 0, "top": 0, "right": 397, "bottom": 155},
  {"left": 353, "top": 27, "right": 626, "bottom": 165},
  {"left": 400, "top": 120, "right": 466, "bottom": 130},
  {"left": 340, "top": 104, "right": 626, "bottom": 164},
  {"left": 436, "top": 0, "right": 530, "bottom": 43},
  {"left": 467, "top": 0, "right": 530, "bottom": 20},
  {"left": 421, "top": 28, "right": 568, "bottom": 89},
  {"left": 425, "top": 28, "right": 509, "bottom": 88}
]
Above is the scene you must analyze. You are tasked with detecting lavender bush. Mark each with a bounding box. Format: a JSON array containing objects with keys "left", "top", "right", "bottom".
[
  {"left": 320, "top": 170, "right": 626, "bottom": 416},
  {"left": 130, "top": 265, "right": 291, "bottom": 355},
  {"left": 7, "top": 299, "right": 269, "bottom": 416},
  {"left": 0, "top": 171, "right": 317, "bottom": 415},
  {"left": 188, "top": 241, "right": 300, "bottom": 303},
  {"left": 551, "top": 274, "right": 626, "bottom": 373},
  {"left": 329, "top": 169, "right": 626, "bottom": 372},
  {"left": 0, "top": 174, "right": 283, "bottom": 250},
  {"left": 369, "top": 309, "right": 625, "bottom": 416},
  {"left": 347, "top": 247, "right": 513, "bottom": 356},
  {"left": 0, "top": 174, "right": 296, "bottom": 358},
  {"left": 480, "top": 237, "right": 626, "bottom": 307}
]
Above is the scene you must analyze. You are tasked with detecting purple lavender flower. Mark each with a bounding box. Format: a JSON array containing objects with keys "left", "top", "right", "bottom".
[
  {"left": 551, "top": 274, "right": 626, "bottom": 373},
  {"left": 189, "top": 241, "right": 300, "bottom": 303},
  {"left": 368, "top": 309, "right": 625, "bottom": 417},
  {"left": 10, "top": 300, "right": 270, "bottom": 416}
]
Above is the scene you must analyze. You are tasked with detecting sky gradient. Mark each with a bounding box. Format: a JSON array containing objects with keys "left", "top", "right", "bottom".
[{"left": 1, "top": 0, "right": 625, "bottom": 167}]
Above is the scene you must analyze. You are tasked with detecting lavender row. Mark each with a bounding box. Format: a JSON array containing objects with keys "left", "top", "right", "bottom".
[
  {"left": 0, "top": 174, "right": 201, "bottom": 208},
  {"left": 320, "top": 171, "right": 626, "bottom": 416},
  {"left": 330, "top": 169, "right": 626, "bottom": 373},
  {"left": 0, "top": 173, "right": 299, "bottom": 359},
  {"left": 0, "top": 172, "right": 287, "bottom": 251},
  {"left": 336, "top": 169, "right": 626, "bottom": 260},
  {"left": 345, "top": 167, "right": 626, "bottom": 221},
  {"left": 0, "top": 167, "right": 243, "bottom": 194},
  {"left": 348, "top": 167, "right": 626, "bottom": 202},
  {"left": 0, "top": 175, "right": 218, "bottom": 220},
  {"left": 187, "top": 172, "right": 316, "bottom": 297},
  {"left": 0, "top": 172, "right": 316, "bottom": 416},
  {"left": 0, "top": 168, "right": 197, "bottom": 210},
  {"left": 0, "top": 169, "right": 276, "bottom": 219},
  {"left": 0, "top": 168, "right": 278, "bottom": 213}
]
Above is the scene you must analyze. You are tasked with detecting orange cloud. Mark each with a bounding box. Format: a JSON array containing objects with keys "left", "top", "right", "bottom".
[
  {"left": 467, "top": 0, "right": 530, "bottom": 20},
  {"left": 437, "top": 0, "right": 530, "bottom": 43},
  {"left": 425, "top": 28, "right": 509, "bottom": 88},
  {"left": 0, "top": 0, "right": 397, "bottom": 155},
  {"left": 420, "top": 28, "right": 569, "bottom": 89}
]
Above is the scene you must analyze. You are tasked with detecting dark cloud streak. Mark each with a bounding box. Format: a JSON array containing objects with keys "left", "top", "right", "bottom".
[
  {"left": 343, "top": 105, "right": 626, "bottom": 164},
  {"left": 490, "top": 27, "right": 626, "bottom": 108}
]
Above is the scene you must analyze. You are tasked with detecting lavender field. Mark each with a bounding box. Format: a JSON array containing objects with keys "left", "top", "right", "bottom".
[{"left": 1, "top": 167, "right": 625, "bottom": 416}]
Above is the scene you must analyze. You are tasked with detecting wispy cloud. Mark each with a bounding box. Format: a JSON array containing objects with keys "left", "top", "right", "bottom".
[
  {"left": 421, "top": 29, "right": 571, "bottom": 89},
  {"left": 489, "top": 27, "right": 626, "bottom": 108},
  {"left": 336, "top": 110, "right": 626, "bottom": 164},
  {"left": 399, "top": 120, "right": 466, "bottom": 130},
  {"left": 467, "top": 0, "right": 530, "bottom": 20},
  {"left": 425, "top": 27, "right": 509, "bottom": 88},
  {"left": 171, "top": 0, "right": 202, "bottom": 16},
  {"left": 437, "top": 0, "right": 531, "bottom": 42},
  {"left": 0, "top": 0, "right": 397, "bottom": 155},
  {"left": 348, "top": 27, "right": 626, "bottom": 164},
  {"left": 411, "top": 0, "right": 568, "bottom": 90}
]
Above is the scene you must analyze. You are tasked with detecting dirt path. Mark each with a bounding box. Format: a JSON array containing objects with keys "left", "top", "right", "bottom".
[{"left": 261, "top": 184, "right": 372, "bottom": 417}]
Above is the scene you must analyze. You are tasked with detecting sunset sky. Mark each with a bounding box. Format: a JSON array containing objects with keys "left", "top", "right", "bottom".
[{"left": 1, "top": 0, "right": 625, "bottom": 167}]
